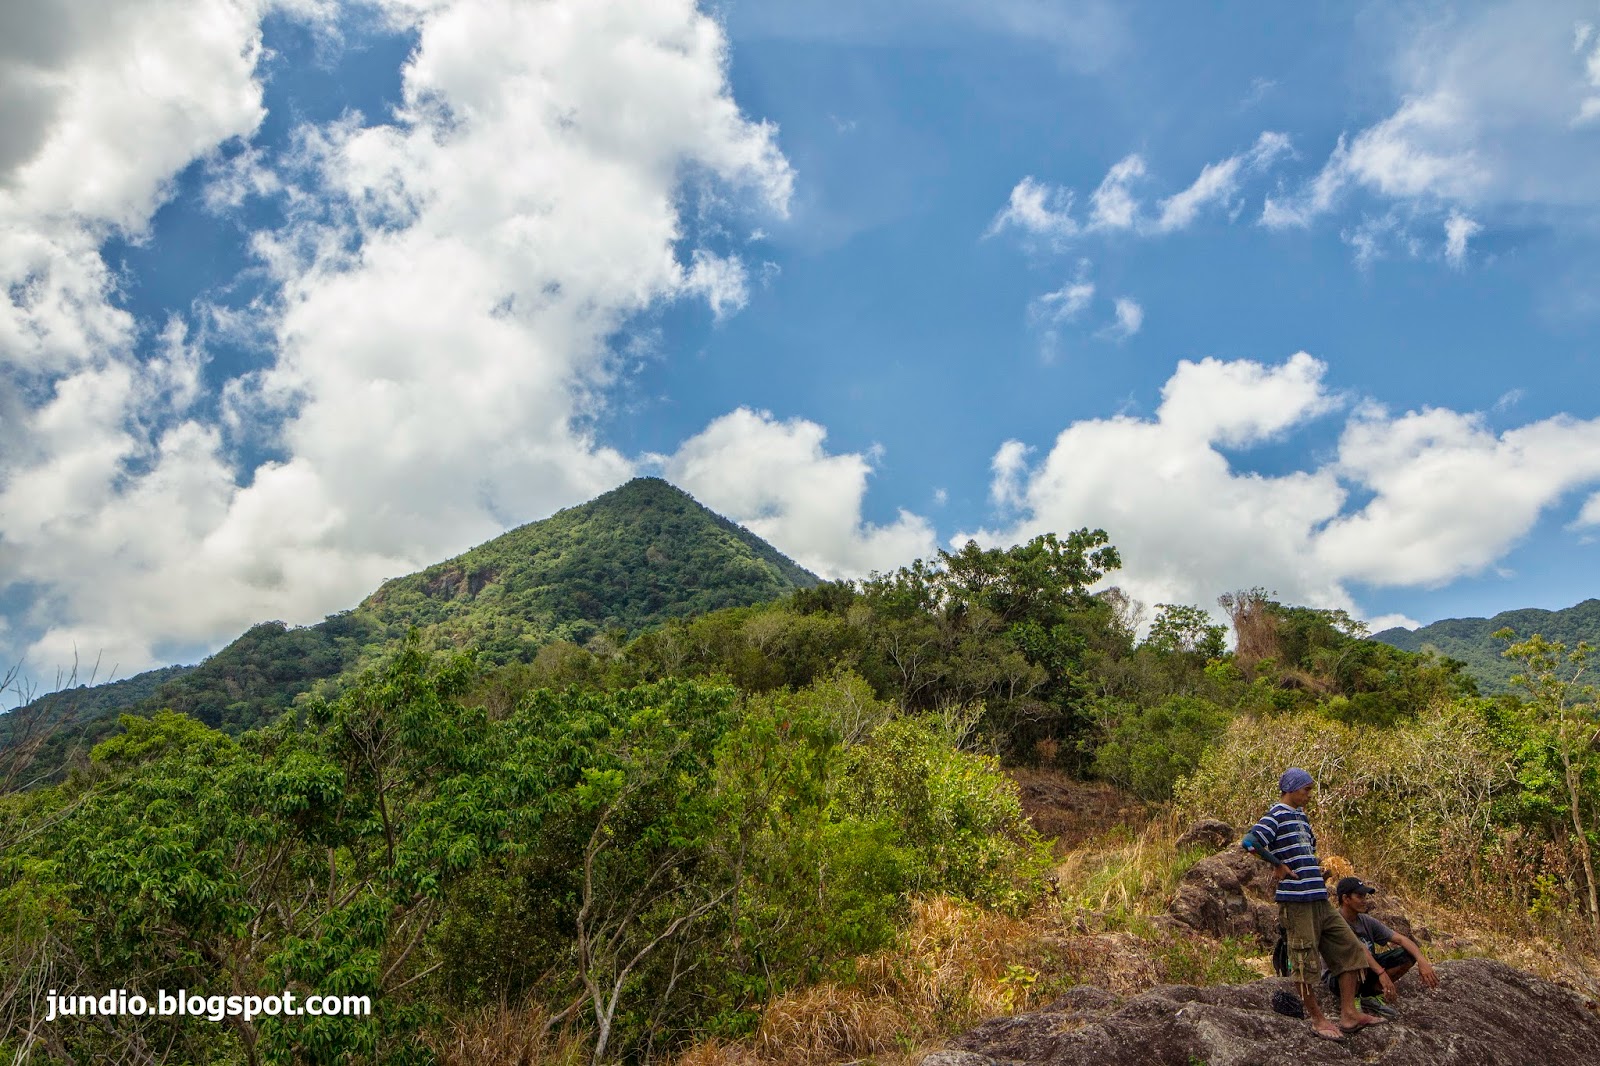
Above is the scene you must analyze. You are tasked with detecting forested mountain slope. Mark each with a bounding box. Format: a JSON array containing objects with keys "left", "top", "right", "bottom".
[
  {"left": 1, "top": 478, "right": 816, "bottom": 762},
  {"left": 1372, "top": 598, "right": 1600, "bottom": 694}
]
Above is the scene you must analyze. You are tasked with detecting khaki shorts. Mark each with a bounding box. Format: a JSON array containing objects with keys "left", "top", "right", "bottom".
[{"left": 1280, "top": 898, "right": 1368, "bottom": 982}]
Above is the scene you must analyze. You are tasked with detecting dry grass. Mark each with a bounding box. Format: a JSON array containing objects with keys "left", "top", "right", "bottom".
[
  {"left": 427, "top": 1000, "right": 589, "bottom": 1066},
  {"left": 669, "top": 896, "right": 1046, "bottom": 1066}
]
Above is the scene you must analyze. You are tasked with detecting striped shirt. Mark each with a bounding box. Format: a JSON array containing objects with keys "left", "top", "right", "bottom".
[{"left": 1247, "top": 802, "right": 1327, "bottom": 902}]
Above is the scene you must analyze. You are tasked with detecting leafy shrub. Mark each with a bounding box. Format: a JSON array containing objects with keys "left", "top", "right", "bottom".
[
  {"left": 1175, "top": 701, "right": 1519, "bottom": 896},
  {"left": 834, "top": 717, "right": 1051, "bottom": 911},
  {"left": 1090, "top": 696, "right": 1231, "bottom": 801}
]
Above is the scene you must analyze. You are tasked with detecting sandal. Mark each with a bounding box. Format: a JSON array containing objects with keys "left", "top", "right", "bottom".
[{"left": 1339, "top": 1016, "right": 1387, "bottom": 1033}]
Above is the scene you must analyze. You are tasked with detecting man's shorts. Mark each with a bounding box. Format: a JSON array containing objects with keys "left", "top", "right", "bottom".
[
  {"left": 1322, "top": 945, "right": 1409, "bottom": 996},
  {"left": 1279, "top": 899, "right": 1369, "bottom": 982}
]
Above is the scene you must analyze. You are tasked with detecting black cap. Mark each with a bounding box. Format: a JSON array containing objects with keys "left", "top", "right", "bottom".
[{"left": 1336, "top": 876, "right": 1377, "bottom": 898}]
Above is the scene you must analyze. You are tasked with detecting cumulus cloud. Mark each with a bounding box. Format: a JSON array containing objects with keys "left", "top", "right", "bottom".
[
  {"left": 0, "top": 0, "right": 794, "bottom": 672},
  {"left": 660, "top": 408, "right": 937, "bottom": 578},
  {"left": 1317, "top": 405, "right": 1600, "bottom": 585},
  {"left": 0, "top": 0, "right": 307, "bottom": 375},
  {"left": 990, "top": 440, "right": 1033, "bottom": 509},
  {"left": 970, "top": 353, "right": 1600, "bottom": 628}
]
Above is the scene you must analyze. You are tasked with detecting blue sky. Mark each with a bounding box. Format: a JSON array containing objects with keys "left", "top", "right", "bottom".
[{"left": 3, "top": 0, "right": 1600, "bottom": 680}]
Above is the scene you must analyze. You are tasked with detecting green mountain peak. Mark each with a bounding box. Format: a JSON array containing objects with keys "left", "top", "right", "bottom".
[{"left": 5, "top": 478, "right": 817, "bottom": 760}]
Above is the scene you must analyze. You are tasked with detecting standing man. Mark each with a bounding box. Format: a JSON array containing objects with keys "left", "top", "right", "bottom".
[
  {"left": 1242, "top": 768, "right": 1393, "bottom": 1041},
  {"left": 1325, "top": 876, "right": 1439, "bottom": 1017}
]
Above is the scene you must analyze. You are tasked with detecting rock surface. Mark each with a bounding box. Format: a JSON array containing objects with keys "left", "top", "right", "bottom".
[
  {"left": 1174, "top": 819, "right": 1234, "bottom": 851},
  {"left": 1167, "top": 847, "right": 1280, "bottom": 945},
  {"left": 942, "top": 958, "right": 1600, "bottom": 1066}
]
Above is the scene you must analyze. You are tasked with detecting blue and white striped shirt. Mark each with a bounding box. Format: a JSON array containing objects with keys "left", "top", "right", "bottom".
[{"left": 1247, "top": 802, "right": 1327, "bottom": 902}]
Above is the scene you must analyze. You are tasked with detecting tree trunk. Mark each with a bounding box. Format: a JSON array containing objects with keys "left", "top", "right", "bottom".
[{"left": 1561, "top": 749, "right": 1600, "bottom": 944}]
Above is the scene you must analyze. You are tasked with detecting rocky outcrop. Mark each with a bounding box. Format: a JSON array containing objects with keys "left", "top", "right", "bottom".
[
  {"left": 1167, "top": 847, "right": 1280, "bottom": 945},
  {"left": 939, "top": 958, "right": 1600, "bottom": 1066},
  {"left": 1175, "top": 819, "right": 1234, "bottom": 851},
  {"left": 1166, "top": 841, "right": 1427, "bottom": 947}
]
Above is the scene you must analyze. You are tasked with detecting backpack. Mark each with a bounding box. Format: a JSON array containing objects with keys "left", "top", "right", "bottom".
[
  {"left": 1271, "top": 989, "right": 1306, "bottom": 1018},
  {"left": 1271, "top": 924, "right": 1292, "bottom": 977}
]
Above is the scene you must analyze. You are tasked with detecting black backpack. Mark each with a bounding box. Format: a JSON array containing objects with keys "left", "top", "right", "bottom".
[{"left": 1271, "top": 924, "right": 1292, "bottom": 977}]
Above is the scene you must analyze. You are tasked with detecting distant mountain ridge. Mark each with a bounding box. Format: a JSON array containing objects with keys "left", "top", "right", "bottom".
[
  {"left": 1372, "top": 598, "right": 1600, "bottom": 694},
  {"left": 3, "top": 478, "right": 817, "bottom": 765}
]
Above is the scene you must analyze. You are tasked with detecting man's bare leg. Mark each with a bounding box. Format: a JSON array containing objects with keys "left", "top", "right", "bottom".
[
  {"left": 1298, "top": 978, "right": 1343, "bottom": 1040},
  {"left": 1338, "top": 970, "right": 1386, "bottom": 1029}
]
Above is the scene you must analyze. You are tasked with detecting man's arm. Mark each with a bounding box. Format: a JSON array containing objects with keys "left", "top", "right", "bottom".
[
  {"left": 1363, "top": 945, "right": 1399, "bottom": 1003},
  {"left": 1391, "top": 932, "right": 1439, "bottom": 990},
  {"left": 1241, "top": 816, "right": 1292, "bottom": 883}
]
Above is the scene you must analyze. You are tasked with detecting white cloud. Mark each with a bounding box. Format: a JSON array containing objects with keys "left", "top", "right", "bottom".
[
  {"left": 0, "top": 0, "right": 308, "bottom": 376},
  {"left": 1155, "top": 132, "right": 1290, "bottom": 232},
  {"left": 0, "top": 0, "right": 794, "bottom": 672},
  {"left": 1366, "top": 613, "right": 1421, "bottom": 633},
  {"left": 972, "top": 353, "right": 1600, "bottom": 624},
  {"left": 1493, "top": 388, "right": 1525, "bottom": 411},
  {"left": 685, "top": 250, "right": 752, "bottom": 320},
  {"left": 1266, "top": 4, "right": 1600, "bottom": 228},
  {"left": 993, "top": 132, "right": 1291, "bottom": 246},
  {"left": 1340, "top": 211, "right": 1423, "bottom": 267},
  {"left": 1576, "top": 491, "right": 1600, "bottom": 528},
  {"left": 967, "top": 354, "right": 1351, "bottom": 620},
  {"left": 990, "top": 440, "right": 1033, "bottom": 509},
  {"left": 1444, "top": 210, "right": 1482, "bottom": 267},
  {"left": 661, "top": 408, "right": 937, "bottom": 578},
  {"left": 1341, "top": 93, "right": 1485, "bottom": 203},
  {"left": 1088, "top": 154, "right": 1146, "bottom": 231},
  {"left": 1030, "top": 275, "right": 1095, "bottom": 324},
  {"left": 1317, "top": 406, "right": 1600, "bottom": 585},
  {"left": 1105, "top": 297, "right": 1143, "bottom": 339},
  {"left": 986, "top": 176, "right": 1078, "bottom": 245}
]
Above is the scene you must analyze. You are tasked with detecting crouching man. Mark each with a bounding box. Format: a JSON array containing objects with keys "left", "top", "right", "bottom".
[
  {"left": 1324, "top": 876, "right": 1439, "bottom": 1017},
  {"left": 1243, "top": 768, "right": 1393, "bottom": 1041}
]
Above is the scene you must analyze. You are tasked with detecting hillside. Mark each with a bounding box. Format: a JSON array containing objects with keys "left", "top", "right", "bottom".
[
  {"left": 358, "top": 475, "right": 818, "bottom": 656},
  {"left": 2, "top": 478, "right": 817, "bottom": 760},
  {"left": 4, "top": 537, "right": 1597, "bottom": 1065},
  {"left": 1372, "top": 598, "right": 1600, "bottom": 694}
]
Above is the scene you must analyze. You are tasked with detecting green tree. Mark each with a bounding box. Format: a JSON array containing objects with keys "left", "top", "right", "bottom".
[
  {"left": 1497, "top": 628, "right": 1600, "bottom": 941},
  {"left": 1145, "top": 604, "right": 1227, "bottom": 660}
]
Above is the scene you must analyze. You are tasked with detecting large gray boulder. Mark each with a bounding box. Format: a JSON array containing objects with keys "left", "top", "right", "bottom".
[
  {"left": 943, "top": 958, "right": 1600, "bottom": 1066},
  {"left": 1167, "top": 847, "right": 1280, "bottom": 945}
]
